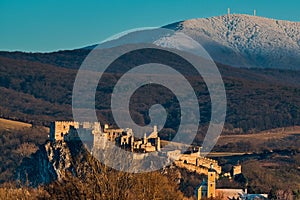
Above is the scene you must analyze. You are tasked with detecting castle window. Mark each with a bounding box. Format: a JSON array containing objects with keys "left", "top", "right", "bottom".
[{"left": 61, "top": 132, "right": 63, "bottom": 137}]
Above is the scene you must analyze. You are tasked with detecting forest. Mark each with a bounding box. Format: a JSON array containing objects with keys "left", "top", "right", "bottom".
[{"left": 0, "top": 50, "right": 300, "bottom": 137}]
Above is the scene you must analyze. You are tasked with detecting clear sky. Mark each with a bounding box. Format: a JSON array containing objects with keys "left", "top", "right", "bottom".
[{"left": 1, "top": 0, "right": 299, "bottom": 52}]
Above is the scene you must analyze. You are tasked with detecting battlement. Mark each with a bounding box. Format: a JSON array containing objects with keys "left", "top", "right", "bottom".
[{"left": 54, "top": 121, "right": 76, "bottom": 124}]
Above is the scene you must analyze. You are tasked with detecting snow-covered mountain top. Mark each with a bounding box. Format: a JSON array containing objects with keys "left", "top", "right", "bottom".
[
  {"left": 166, "top": 14, "right": 300, "bottom": 69},
  {"left": 181, "top": 14, "right": 300, "bottom": 48},
  {"left": 81, "top": 15, "right": 300, "bottom": 70}
]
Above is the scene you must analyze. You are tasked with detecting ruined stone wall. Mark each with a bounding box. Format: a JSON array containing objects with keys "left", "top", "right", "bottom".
[
  {"left": 178, "top": 154, "right": 221, "bottom": 174},
  {"left": 231, "top": 165, "right": 242, "bottom": 176},
  {"left": 50, "top": 121, "right": 102, "bottom": 141},
  {"left": 50, "top": 121, "right": 79, "bottom": 141},
  {"left": 174, "top": 161, "right": 210, "bottom": 175}
]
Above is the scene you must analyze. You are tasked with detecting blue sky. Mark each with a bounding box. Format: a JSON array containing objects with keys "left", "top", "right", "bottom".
[{"left": 1, "top": 0, "right": 299, "bottom": 52}]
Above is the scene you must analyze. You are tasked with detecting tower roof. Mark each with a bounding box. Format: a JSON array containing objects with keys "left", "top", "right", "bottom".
[
  {"left": 196, "top": 179, "right": 207, "bottom": 188},
  {"left": 208, "top": 168, "right": 217, "bottom": 173},
  {"left": 208, "top": 163, "right": 217, "bottom": 172}
]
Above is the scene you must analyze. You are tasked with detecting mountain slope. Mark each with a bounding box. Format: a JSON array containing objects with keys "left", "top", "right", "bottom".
[
  {"left": 166, "top": 14, "right": 300, "bottom": 69},
  {"left": 1, "top": 53, "right": 300, "bottom": 135},
  {"left": 0, "top": 49, "right": 90, "bottom": 69}
]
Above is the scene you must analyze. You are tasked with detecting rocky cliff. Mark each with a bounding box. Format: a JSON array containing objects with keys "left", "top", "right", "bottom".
[
  {"left": 15, "top": 140, "right": 186, "bottom": 199},
  {"left": 16, "top": 141, "right": 90, "bottom": 187}
]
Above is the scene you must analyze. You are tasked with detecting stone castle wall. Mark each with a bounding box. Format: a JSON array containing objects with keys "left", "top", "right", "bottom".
[
  {"left": 50, "top": 121, "right": 79, "bottom": 141},
  {"left": 50, "top": 121, "right": 100, "bottom": 141},
  {"left": 178, "top": 153, "right": 221, "bottom": 174},
  {"left": 174, "top": 161, "right": 215, "bottom": 176}
]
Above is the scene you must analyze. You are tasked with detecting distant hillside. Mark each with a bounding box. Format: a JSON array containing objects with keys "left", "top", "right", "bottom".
[
  {"left": 1, "top": 50, "right": 300, "bottom": 137},
  {"left": 0, "top": 49, "right": 90, "bottom": 69},
  {"left": 165, "top": 14, "right": 300, "bottom": 70},
  {"left": 0, "top": 56, "right": 74, "bottom": 125}
]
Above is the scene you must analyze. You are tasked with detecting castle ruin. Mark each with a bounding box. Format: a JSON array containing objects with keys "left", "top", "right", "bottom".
[
  {"left": 50, "top": 121, "right": 160, "bottom": 153},
  {"left": 50, "top": 121, "right": 221, "bottom": 175}
]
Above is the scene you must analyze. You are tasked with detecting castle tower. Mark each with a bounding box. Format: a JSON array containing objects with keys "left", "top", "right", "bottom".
[
  {"left": 50, "top": 121, "right": 79, "bottom": 141},
  {"left": 198, "top": 147, "right": 202, "bottom": 157},
  {"left": 207, "top": 164, "right": 216, "bottom": 198},
  {"left": 227, "top": 8, "right": 231, "bottom": 16},
  {"left": 92, "top": 122, "right": 102, "bottom": 135},
  {"left": 143, "top": 133, "right": 148, "bottom": 144},
  {"left": 131, "top": 131, "right": 135, "bottom": 152},
  {"left": 196, "top": 179, "right": 207, "bottom": 200},
  {"left": 254, "top": 9, "right": 256, "bottom": 16},
  {"left": 156, "top": 137, "right": 161, "bottom": 151},
  {"left": 231, "top": 163, "right": 242, "bottom": 176},
  {"left": 153, "top": 125, "right": 157, "bottom": 133}
]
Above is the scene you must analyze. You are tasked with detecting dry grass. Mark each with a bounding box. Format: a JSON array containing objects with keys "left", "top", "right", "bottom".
[
  {"left": 216, "top": 126, "right": 300, "bottom": 146},
  {"left": 162, "top": 126, "right": 300, "bottom": 157},
  {"left": 0, "top": 187, "right": 50, "bottom": 200},
  {"left": 0, "top": 118, "right": 32, "bottom": 131}
]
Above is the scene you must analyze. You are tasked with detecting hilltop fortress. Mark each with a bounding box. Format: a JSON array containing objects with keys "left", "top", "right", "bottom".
[
  {"left": 49, "top": 121, "right": 222, "bottom": 175},
  {"left": 50, "top": 121, "right": 160, "bottom": 153}
]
